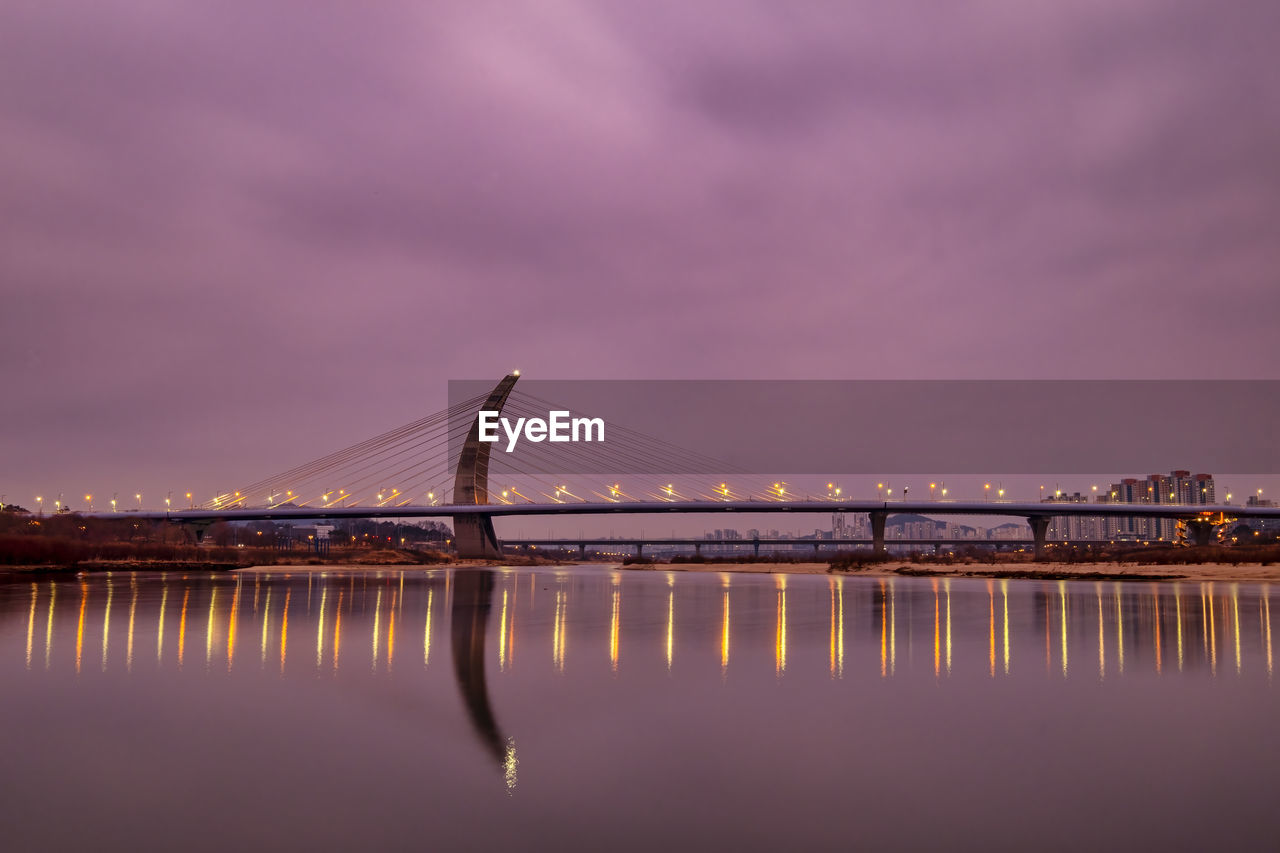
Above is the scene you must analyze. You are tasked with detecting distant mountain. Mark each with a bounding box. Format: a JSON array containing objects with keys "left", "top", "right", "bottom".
[{"left": 885, "top": 513, "right": 937, "bottom": 525}]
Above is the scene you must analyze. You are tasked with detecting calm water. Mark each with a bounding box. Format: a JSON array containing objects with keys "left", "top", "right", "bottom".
[{"left": 3, "top": 566, "right": 1279, "bottom": 851}]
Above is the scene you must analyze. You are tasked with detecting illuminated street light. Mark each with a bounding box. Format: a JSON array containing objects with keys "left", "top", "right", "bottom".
[{"left": 36, "top": 496, "right": 43, "bottom": 516}]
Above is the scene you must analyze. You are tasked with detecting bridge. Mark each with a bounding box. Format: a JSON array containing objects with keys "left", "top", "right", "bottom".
[
  {"left": 502, "top": 537, "right": 1110, "bottom": 558},
  {"left": 74, "top": 372, "right": 1280, "bottom": 560}
]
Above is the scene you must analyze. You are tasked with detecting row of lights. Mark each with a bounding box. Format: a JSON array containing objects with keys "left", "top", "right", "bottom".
[{"left": 7, "top": 483, "right": 1265, "bottom": 514}]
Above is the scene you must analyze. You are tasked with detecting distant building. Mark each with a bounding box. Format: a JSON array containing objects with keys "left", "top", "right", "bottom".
[
  {"left": 1042, "top": 492, "right": 1102, "bottom": 541},
  {"left": 1093, "top": 471, "right": 1217, "bottom": 542}
]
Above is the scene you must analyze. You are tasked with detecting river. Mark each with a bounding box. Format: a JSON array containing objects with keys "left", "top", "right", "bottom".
[{"left": 2, "top": 566, "right": 1278, "bottom": 850}]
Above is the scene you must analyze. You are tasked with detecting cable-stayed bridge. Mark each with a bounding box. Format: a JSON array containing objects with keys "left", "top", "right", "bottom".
[{"left": 94, "top": 373, "right": 1280, "bottom": 559}]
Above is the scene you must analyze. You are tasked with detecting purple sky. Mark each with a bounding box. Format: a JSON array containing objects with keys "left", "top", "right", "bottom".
[{"left": 3, "top": 1, "right": 1279, "bottom": 510}]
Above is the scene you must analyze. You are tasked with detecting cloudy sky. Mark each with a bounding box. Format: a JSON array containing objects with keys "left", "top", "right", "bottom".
[{"left": 3, "top": 1, "right": 1278, "bottom": 508}]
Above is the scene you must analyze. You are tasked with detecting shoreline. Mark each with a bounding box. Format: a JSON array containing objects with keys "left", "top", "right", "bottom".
[
  {"left": 4, "top": 559, "right": 1278, "bottom": 584},
  {"left": 621, "top": 560, "right": 1280, "bottom": 583}
]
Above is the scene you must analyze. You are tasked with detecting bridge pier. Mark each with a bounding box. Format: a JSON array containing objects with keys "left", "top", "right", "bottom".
[
  {"left": 1187, "top": 520, "right": 1216, "bottom": 547},
  {"left": 1028, "top": 516, "right": 1051, "bottom": 561},
  {"left": 185, "top": 520, "right": 213, "bottom": 545},
  {"left": 694, "top": 542, "right": 702, "bottom": 556},
  {"left": 752, "top": 539, "right": 760, "bottom": 557},
  {"left": 636, "top": 542, "right": 644, "bottom": 559},
  {"left": 870, "top": 511, "right": 887, "bottom": 556},
  {"left": 578, "top": 543, "right": 587, "bottom": 559}
]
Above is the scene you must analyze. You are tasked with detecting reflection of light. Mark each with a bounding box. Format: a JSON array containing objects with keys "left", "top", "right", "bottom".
[
  {"left": 1200, "top": 585, "right": 1208, "bottom": 660},
  {"left": 1232, "top": 584, "right": 1241, "bottom": 675},
  {"left": 836, "top": 576, "right": 844, "bottom": 678},
  {"left": 334, "top": 590, "right": 343, "bottom": 672},
  {"left": 829, "top": 578, "right": 836, "bottom": 675},
  {"left": 507, "top": 582, "right": 516, "bottom": 668},
  {"left": 127, "top": 581, "right": 138, "bottom": 673},
  {"left": 1096, "top": 583, "right": 1105, "bottom": 681},
  {"left": 666, "top": 575, "right": 675, "bottom": 672},
  {"left": 26, "top": 583, "right": 36, "bottom": 669},
  {"left": 888, "top": 579, "right": 895, "bottom": 676},
  {"left": 205, "top": 586, "right": 217, "bottom": 668},
  {"left": 609, "top": 578, "right": 620, "bottom": 673},
  {"left": 1058, "top": 580, "right": 1068, "bottom": 679},
  {"left": 720, "top": 577, "right": 730, "bottom": 675},
  {"left": 75, "top": 583, "right": 87, "bottom": 675},
  {"left": 423, "top": 588, "right": 432, "bottom": 667},
  {"left": 504, "top": 738, "right": 518, "bottom": 792},
  {"left": 945, "top": 579, "right": 952, "bottom": 675},
  {"left": 227, "top": 578, "right": 241, "bottom": 672},
  {"left": 316, "top": 587, "right": 327, "bottom": 670},
  {"left": 775, "top": 574, "right": 787, "bottom": 676},
  {"left": 372, "top": 588, "right": 383, "bottom": 672},
  {"left": 879, "top": 580, "right": 886, "bottom": 679},
  {"left": 45, "top": 582, "right": 56, "bottom": 670},
  {"left": 554, "top": 589, "right": 567, "bottom": 672},
  {"left": 260, "top": 588, "right": 272, "bottom": 667},
  {"left": 499, "top": 589, "right": 509, "bottom": 671},
  {"left": 988, "top": 580, "right": 995, "bottom": 679},
  {"left": 103, "top": 579, "right": 114, "bottom": 672},
  {"left": 178, "top": 589, "right": 189, "bottom": 670},
  {"left": 157, "top": 586, "right": 168, "bottom": 665},
  {"left": 932, "top": 580, "right": 940, "bottom": 678},
  {"left": 1153, "top": 590, "right": 1162, "bottom": 675},
  {"left": 1115, "top": 582, "right": 1124, "bottom": 676},
  {"left": 1208, "top": 583, "right": 1216, "bottom": 676},
  {"left": 387, "top": 592, "right": 396, "bottom": 672},
  {"left": 1001, "top": 579, "right": 1010, "bottom": 676},
  {"left": 280, "top": 589, "right": 290, "bottom": 674},
  {"left": 1175, "top": 583, "right": 1183, "bottom": 671},
  {"left": 1044, "top": 587, "right": 1051, "bottom": 673},
  {"left": 1264, "top": 587, "right": 1273, "bottom": 677}
]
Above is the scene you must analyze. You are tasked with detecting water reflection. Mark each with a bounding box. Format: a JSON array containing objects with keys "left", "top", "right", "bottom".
[
  {"left": 7, "top": 567, "right": 1280, "bottom": 792},
  {"left": 450, "top": 571, "right": 507, "bottom": 766},
  {"left": 6, "top": 567, "right": 1280, "bottom": 850},
  {"left": 15, "top": 570, "right": 1280, "bottom": 685}
]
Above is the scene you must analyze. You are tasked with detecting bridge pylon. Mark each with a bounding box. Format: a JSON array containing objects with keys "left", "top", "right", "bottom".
[{"left": 452, "top": 372, "right": 520, "bottom": 559}]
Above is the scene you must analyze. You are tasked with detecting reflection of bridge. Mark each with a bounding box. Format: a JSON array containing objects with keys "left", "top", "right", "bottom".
[{"left": 88, "top": 373, "right": 1280, "bottom": 559}]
